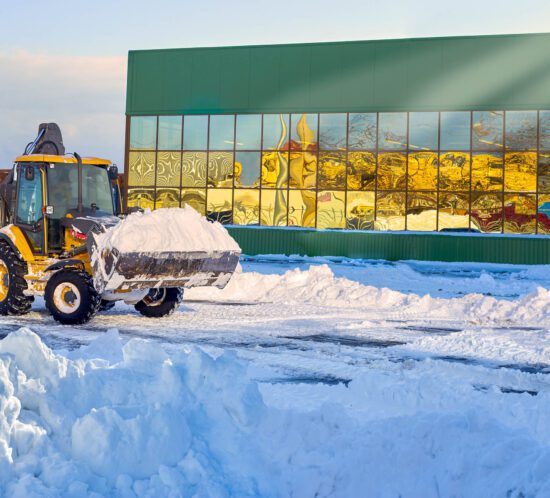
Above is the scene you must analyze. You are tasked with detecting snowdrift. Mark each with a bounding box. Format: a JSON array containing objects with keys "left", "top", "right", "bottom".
[{"left": 1, "top": 329, "right": 549, "bottom": 497}]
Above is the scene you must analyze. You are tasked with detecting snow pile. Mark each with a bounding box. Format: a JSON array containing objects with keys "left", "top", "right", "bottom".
[
  {"left": 93, "top": 206, "right": 240, "bottom": 253},
  {"left": 188, "top": 264, "right": 550, "bottom": 325},
  {"left": 1, "top": 329, "right": 550, "bottom": 497}
]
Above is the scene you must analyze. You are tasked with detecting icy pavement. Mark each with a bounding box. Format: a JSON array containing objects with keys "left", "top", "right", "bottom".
[{"left": 1, "top": 257, "right": 550, "bottom": 496}]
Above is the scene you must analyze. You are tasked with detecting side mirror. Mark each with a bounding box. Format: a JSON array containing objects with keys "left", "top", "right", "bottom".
[
  {"left": 108, "top": 164, "right": 119, "bottom": 181},
  {"left": 25, "top": 165, "right": 35, "bottom": 182}
]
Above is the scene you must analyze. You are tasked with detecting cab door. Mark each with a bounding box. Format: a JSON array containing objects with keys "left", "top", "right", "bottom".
[{"left": 15, "top": 163, "right": 46, "bottom": 254}]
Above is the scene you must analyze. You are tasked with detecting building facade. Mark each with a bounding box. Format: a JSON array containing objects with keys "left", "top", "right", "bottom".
[{"left": 124, "top": 33, "right": 550, "bottom": 262}]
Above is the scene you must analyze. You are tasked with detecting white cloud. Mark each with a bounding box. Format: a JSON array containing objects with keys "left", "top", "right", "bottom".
[{"left": 0, "top": 50, "right": 126, "bottom": 169}]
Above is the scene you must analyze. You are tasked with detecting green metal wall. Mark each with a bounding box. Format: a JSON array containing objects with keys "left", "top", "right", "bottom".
[
  {"left": 226, "top": 227, "right": 550, "bottom": 265},
  {"left": 126, "top": 33, "right": 550, "bottom": 116}
]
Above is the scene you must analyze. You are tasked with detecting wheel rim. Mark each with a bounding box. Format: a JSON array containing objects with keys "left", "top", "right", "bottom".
[
  {"left": 0, "top": 260, "right": 9, "bottom": 302},
  {"left": 143, "top": 288, "right": 167, "bottom": 307},
  {"left": 53, "top": 282, "right": 81, "bottom": 314}
]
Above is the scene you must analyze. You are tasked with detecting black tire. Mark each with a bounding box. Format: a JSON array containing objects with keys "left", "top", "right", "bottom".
[
  {"left": 0, "top": 241, "right": 33, "bottom": 316},
  {"left": 134, "top": 288, "right": 183, "bottom": 318},
  {"left": 99, "top": 299, "right": 116, "bottom": 312},
  {"left": 45, "top": 270, "right": 100, "bottom": 325}
]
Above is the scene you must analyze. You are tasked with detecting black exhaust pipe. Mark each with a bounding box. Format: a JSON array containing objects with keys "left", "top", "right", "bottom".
[{"left": 74, "top": 152, "right": 83, "bottom": 214}]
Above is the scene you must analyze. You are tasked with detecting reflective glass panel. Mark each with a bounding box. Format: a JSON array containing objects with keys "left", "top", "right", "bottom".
[
  {"left": 540, "top": 111, "right": 550, "bottom": 150},
  {"left": 206, "top": 188, "right": 233, "bottom": 224},
  {"left": 408, "top": 152, "right": 438, "bottom": 190},
  {"left": 504, "top": 194, "right": 536, "bottom": 234},
  {"left": 346, "top": 191, "right": 375, "bottom": 230},
  {"left": 235, "top": 152, "right": 261, "bottom": 188},
  {"left": 289, "top": 152, "right": 317, "bottom": 189},
  {"left": 155, "top": 188, "right": 180, "bottom": 209},
  {"left": 440, "top": 112, "right": 470, "bottom": 151},
  {"left": 183, "top": 115, "right": 208, "bottom": 150},
  {"left": 406, "top": 191, "right": 437, "bottom": 231},
  {"left": 347, "top": 152, "right": 376, "bottom": 190},
  {"left": 155, "top": 152, "right": 181, "bottom": 187},
  {"left": 127, "top": 188, "right": 154, "bottom": 210},
  {"left": 317, "top": 191, "right": 345, "bottom": 228},
  {"left": 318, "top": 152, "right": 346, "bottom": 189},
  {"left": 505, "top": 111, "right": 537, "bottom": 150},
  {"left": 158, "top": 116, "right": 182, "bottom": 150},
  {"left": 439, "top": 152, "right": 470, "bottom": 191},
  {"left": 181, "top": 189, "right": 206, "bottom": 215},
  {"left": 538, "top": 153, "right": 550, "bottom": 193},
  {"left": 181, "top": 152, "right": 207, "bottom": 187},
  {"left": 348, "top": 113, "right": 377, "bottom": 150},
  {"left": 236, "top": 114, "right": 261, "bottom": 150},
  {"left": 377, "top": 153, "right": 406, "bottom": 190},
  {"left": 288, "top": 190, "right": 315, "bottom": 227},
  {"left": 537, "top": 194, "right": 550, "bottom": 234},
  {"left": 261, "top": 189, "right": 287, "bottom": 226},
  {"left": 472, "top": 111, "right": 503, "bottom": 151},
  {"left": 291, "top": 114, "right": 318, "bottom": 151},
  {"left": 504, "top": 152, "right": 536, "bottom": 192},
  {"left": 319, "top": 113, "right": 347, "bottom": 150},
  {"left": 208, "top": 152, "right": 234, "bottom": 188},
  {"left": 261, "top": 151, "right": 288, "bottom": 188},
  {"left": 375, "top": 191, "right": 406, "bottom": 231},
  {"left": 471, "top": 193, "right": 503, "bottom": 233},
  {"left": 378, "top": 113, "right": 407, "bottom": 150},
  {"left": 128, "top": 151, "right": 155, "bottom": 186},
  {"left": 209, "top": 115, "right": 235, "bottom": 150},
  {"left": 130, "top": 116, "right": 157, "bottom": 150},
  {"left": 263, "top": 114, "right": 289, "bottom": 150},
  {"left": 409, "top": 112, "right": 438, "bottom": 151},
  {"left": 234, "top": 189, "right": 259, "bottom": 225},
  {"left": 438, "top": 192, "right": 470, "bottom": 231},
  {"left": 471, "top": 153, "right": 503, "bottom": 191}
]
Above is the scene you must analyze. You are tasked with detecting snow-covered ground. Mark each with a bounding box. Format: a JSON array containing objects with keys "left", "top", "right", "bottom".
[{"left": 1, "top": 256, "right": 550, "bottom": 497}]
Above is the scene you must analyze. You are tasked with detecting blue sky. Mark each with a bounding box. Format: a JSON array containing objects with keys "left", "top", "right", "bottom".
[{"left": 1, "top": 0, "right": 549, "bottom": 167}]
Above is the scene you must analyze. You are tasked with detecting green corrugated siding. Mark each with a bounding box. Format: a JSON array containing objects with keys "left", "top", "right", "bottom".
[
  {"left": 226, "top": 227, "right": 550, "bottom": 265},
  {"left": 126, "top": 33, "right": 550, "bottom": 115}
]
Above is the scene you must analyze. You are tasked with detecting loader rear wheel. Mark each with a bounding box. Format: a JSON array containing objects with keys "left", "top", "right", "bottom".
[
  {"left": 134, "top": 288, "right": 183, "bottom": 318},
  {"left": 0, "top": 241, "right": 33, "bottom": 316},
  {"left": 45, "top": 270, "right": 101, "bottom": 325}
]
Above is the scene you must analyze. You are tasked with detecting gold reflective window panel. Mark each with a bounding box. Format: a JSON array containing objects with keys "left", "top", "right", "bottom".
[
  {"left": 538, "top": 153, "right": 550, "bottom": 193},
  {"left": 208, "top": 152, "right": 234, "bottom": 188},
  {"left": 261, "top": 151, "right": 288, "bottom": 188},
  {"left": 155, "top": 188, "right": 180, "bottom": 209},
  {"left": 263, "top": 114, "right": 289, "bottom": 150},
  {"left": 181, "top": 152, "right": 207, "bottom": 187},
  {"left": 438, "top": 192, "right": 470, "bottom": 230},
  {"left": 206, "top": 189, "right": 233, "bottom": 224},
  {"left": 291, "top": 114, "right": 318, "bottom": 151},
  {"left": 127, "top": 188, "right": 154, "bottom": 210},
  {"left": 288, "top": 190, "right": 315, "bottom": 227},
  {"left": 439, "top": 152, "right": 470, "bottom": 191},
  {"left": 471, "top": 193, "right": 503, "bottom": 233},
  {"left": 317, "top": 191, "right": 345, "bottom": 229},
  {"left": 235, "top": 152, "right": 261, "bottom": 188},
  {"left": 346, "top": 192, "right": 374, "bottom": 230},
  {"left": 407, "top": 192, "right": 437, "bottom": 231},
  {"left": 504, "top": 194, "right": 536, "bottom": 234},
  {"left": 504, "top": 152, "right": 536, "bottom": 192},
  {"left": 375, "top": 191, "right": 406, "bottom": 231},
  {"left": 472, "top": 111, "right": 503, "bottom": 151},
  {"left": 377, "top": 153, "right": 406, "bottom": 190},
  {"left": 181, "top": 189, "right": 206, "bottom": 215},
  {"left": 471, "top": 153, "right": 503, "bottom": 191},
  {"left": 407, "top": 152, "right": 438, "bottom": 190},
  {"left": 155, "top": 152, "right": 181, "bottom": 187},
  {"left": 261, "top": 189, "right": 288, "bottom": 226},
  {"left": 537, "top": 194, "right": 550, "bottom": 234},
  {"left": 233, "top": 189, "right": 259, "bottom": 225},
  {"left": 128, "top": 151, "right": 156, "bottom": 187},
  {"left": 289, "top": 152, "right": 317, "bottom": 189},
  {"left": 318, "top": 152, "right": 346, "bottom": 190},
  {"left": 347, "top": 152, "right": 376, "bottom": 190}
]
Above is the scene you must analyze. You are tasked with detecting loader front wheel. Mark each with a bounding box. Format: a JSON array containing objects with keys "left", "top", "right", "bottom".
[
  {"left": 134, "top": 288, "right": 183, "bottom": 318},
  {"left": 0, "top": 241, "right": 33, "bottom": 316},
  {"left": 45, "top": 270, "right": 101, "bottom": 325}
]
